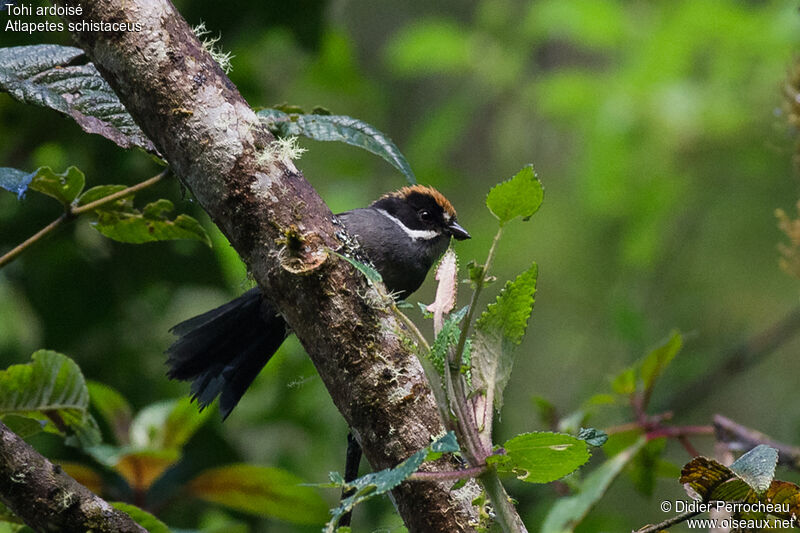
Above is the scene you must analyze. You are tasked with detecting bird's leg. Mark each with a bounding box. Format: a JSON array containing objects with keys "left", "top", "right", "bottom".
[{"left": 339, "top": 431, "right": 363, "bottom": 527}]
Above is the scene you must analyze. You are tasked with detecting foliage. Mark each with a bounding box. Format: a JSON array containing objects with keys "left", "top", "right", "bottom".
[{"left": 1, "top": 1, "right": 799, "bottom": 531}]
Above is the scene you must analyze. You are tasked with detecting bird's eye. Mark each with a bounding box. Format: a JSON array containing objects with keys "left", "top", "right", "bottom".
[{"left": 419, "top": 210, "right": 433, "bottom": 222}]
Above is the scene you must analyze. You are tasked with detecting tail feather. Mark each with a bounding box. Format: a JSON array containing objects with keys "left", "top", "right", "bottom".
[{"left": 166, "top": 288, "right": 287, "bottom": 419}]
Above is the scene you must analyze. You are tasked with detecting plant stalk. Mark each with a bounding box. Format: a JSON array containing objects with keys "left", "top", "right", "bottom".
[{"left": 479, "top": 468, "right": 528, "bottom": 533}]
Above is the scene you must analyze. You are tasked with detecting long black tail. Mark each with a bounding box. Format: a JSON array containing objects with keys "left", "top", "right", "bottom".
[{"left": 166, "top": 288, "right": 287, "bottom": 419}]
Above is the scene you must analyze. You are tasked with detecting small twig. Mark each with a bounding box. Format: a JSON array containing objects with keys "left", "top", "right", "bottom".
[
  {"left": 0, "top": 168, "right": 170, "bottom": 269},
  {"left": 634, "top": 509, "right": 702, "bottom": 533},
  {"left": 677, "top": 435, "right": 700, "bottom": 458},
  {"left": 645, "top": 425, "right": 713, "bottom": 441},
  {"left": 409, "top": 465, "right": 487, "bottom": 481},
  {"left": 0, "top": 213, "right": 69, "bottom": 268},
  {"left": 713, "top": 414, "right": 800, "bottom": 471}
]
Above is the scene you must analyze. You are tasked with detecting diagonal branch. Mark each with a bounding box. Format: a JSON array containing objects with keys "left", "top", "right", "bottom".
[
  {"left": 0, "top": 421, "right": 146, "bottom": 533},
  {"left": 47, "top": 1, "right": 479, "bottom": 531}
]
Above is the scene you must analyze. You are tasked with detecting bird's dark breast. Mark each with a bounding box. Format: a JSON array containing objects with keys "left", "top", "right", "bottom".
[{"left": 337, "top": 209, "right": 449, "bottom": 297}]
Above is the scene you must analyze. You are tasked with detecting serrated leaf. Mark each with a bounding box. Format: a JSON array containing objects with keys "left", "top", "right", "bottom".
[
  {"left": 110, "top": 502, "right": 171, "bottom": 533},
  {"left": 0, "top": 350, "right": 99, "bottom": 446},
  {"left": 115, "top": 449, "right": 182, "bottom": 492},
  {"left": 488, "top": 432, "right": 590, "bottom": 483},
  {"left": 0, "top": 167, "right": 35, "bottom": 198},
  {"left": 471, "top": 263, "right": 538, "bottom": 413},
  {"left": 640, "top": 331, "right": 682, "bottom": 395},
  {"left": 542, "top": 437, "right": 646, "bottom": 533},
  {"left": 324, "top": 432, "right": 458, "bottom": 532},
  {"left": 28, "top": 166, "right": 85, "bottom": 206},
  {"left": 428, "top": 306, "right": 469, "bottom": 375},
  {"left": 765, "top": 481, "right": 800, "bottom": 518},
  {"left": 578, "top": 428, "right": 608, "bottom": 448},
  {"left": 87, "top": 381, "right": 132, "bottom": 446},
  {"left": 91, "top": 198, "right": 212, "bottom": 246},
  {"left": 680, "top": 456, "right": 735, "bottom": 500},
  {"left": 333, "top": 251, "right": 383, "bottom": 285},
  {"left": 0, "top": 45, "right": 156, "bottom": 153},
  {"left": 188, "top": 464, "right": 329, "bottom": 525},
  {"left": 426, "top": 248, "right": 458, "bottom": 334},
  {"left": 730, "top": 445, "right": 778, "bottom": 495},
  {"left": 258, "top": 108, "right": 416, "bottom": 184},
  {"left": 486, "top": 166, "right": 544, "bottom": 226}
]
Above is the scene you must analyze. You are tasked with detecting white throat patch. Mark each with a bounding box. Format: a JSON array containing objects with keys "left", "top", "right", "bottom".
[{"left": 377, "top": 209, "right": 439, "bottom": 241}]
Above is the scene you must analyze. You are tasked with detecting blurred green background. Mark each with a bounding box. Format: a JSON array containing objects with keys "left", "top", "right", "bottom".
[{"left": 2, "top": 0, "right": 800, "bottom": 531}]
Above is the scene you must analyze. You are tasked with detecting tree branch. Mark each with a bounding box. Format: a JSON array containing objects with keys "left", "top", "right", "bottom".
[
  {"left": 50, "top": 1, "right": 479, "bottom": 531},
  {"left": 0, "top": 421, "right": 146, "bottom": 532}
]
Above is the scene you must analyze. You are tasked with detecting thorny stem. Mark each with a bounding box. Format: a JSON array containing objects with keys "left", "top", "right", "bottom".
[
  {"left": 442, "top": 226, "right": 529, "bottom": 532},
  {"left": 479, "top": 468, "right": 529, "bottom": 533},
  {"left": 392, "top": 304, "right": 453, "bottom": 432},
  {"left": 0, "top": 168, "right": 170, "bottom": 269},
  {"left": 447, "top": 227, "right": 504, "bottom": 463}
]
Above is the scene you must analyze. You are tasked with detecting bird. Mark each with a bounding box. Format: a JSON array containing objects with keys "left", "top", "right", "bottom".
[{"left": 166, "top": 185, "right": 470, "bottom": 419}]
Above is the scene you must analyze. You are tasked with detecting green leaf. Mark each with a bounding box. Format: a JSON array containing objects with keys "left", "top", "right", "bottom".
[
  {"left": 384, "top": 18, "right": 471, "bottom": 76},
  {"left": 77, "top": 185, "right": 128, "bottom": 208},
  {"left": 541, "top": 437, "right": 646, "bottom": 533},
  {"left": 129, "top": 398, "right": 212, "bottom": 451},
  {"left": 729, "top": 445, "right": 779, "bottom": 495},
  {"left": 488, "top": 432, "right": 590, "bottom": 483},
  {"left": 628, "top": 437, "right": 665, "bottom": 497},
  {"left": 110, "top": 502, "right": 171, "bottom": 533},
  {"left": 640, "top": 331, "right": 682, "bottom": 394},
  {"left": 610, "top": 367, "right": 636, "bottom": 395},
  {"left": 471, "top": 263, "right": 538, "bottom": 411},
  {"left": 188, "top": 464, "right": 329, "bottom": 525},
  {"left": 28, "top": 166, "right": 85, "bottom": 206},
  {"left": 428, "top": 306, "right": 469, "bottom": 375},
  {"left": 485, "top": 165, "right": 544, "bottom": 226},
  {"left": 87, "top": 381, "right": 132, "bottom": 445},
  {"left": 0, "top": 415, "right": 45, "bottom": 439},
  {"left": 578, "top": 428, "right": 608, "bottom": 447},
  {"left": 258, "top": 109, "right": 416, "bottom": 184},
  {"left": 324, "top": 432, "right": 459, "bottom": 531},
  {"left": 0, "top": 45, "right": 156, "bottom": 153},
  {"left": 333, "top": 251, "right": 383, "bottom": 285},
  {"left": 0, "top": 350, "right": 99, "bottom": 446},
  {"left": 91, "top": 198, "right": 212, "bottom": 246},
  {"left": 0, "top": 167, "right": 35, "bottom": 198}
]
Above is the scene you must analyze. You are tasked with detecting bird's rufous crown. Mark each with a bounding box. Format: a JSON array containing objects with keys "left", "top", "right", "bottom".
[{"left": 381, "top": 185, "right": 457, "bottom": 219}]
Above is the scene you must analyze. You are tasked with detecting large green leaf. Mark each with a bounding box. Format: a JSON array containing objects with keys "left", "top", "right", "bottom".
[
  {"left": 324, "top": 432, "right": 459, "bottom": 531},
  {"left": 110, "top": 502, "right": 171, "bottom": 533},
  {"left": 88, "top": 381, "right": 133, "bottom": 445},
  {"left": 485, "top": 165, "right": 544, "bottom": 226},
  {"left": 471, "top": 263, "right": 538, "bottom": 412},
  {"left": 129, "top": 398, "right": 212, "bottom": 451},
  {"left": 258, "top": 108, "right": 416, "bottom": 184},
  {"left": 91, "top": 198, "right": 211, "bottom": 246},
  {"left": 187, "top": 464, "right": 329, "bottom": 525},
  {"left": 542, "top": 437, "right": 646, "bottom": 533},
  {"left": 428, "top": 306, "right": 469, "bottom": 375},
  {"left": 0, "top": 45, "right": 156, "bottom": 153},
  {"left": 0, "top": 350, "right": 99, "bottom": 446},
  {"left": 488, "top": 432, "right": 591, "bottom": 483}
]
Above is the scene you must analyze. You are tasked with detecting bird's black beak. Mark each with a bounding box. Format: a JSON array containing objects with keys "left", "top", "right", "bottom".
[{"left": 448, "top": 220, "right": 471, "bottom": 240}]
